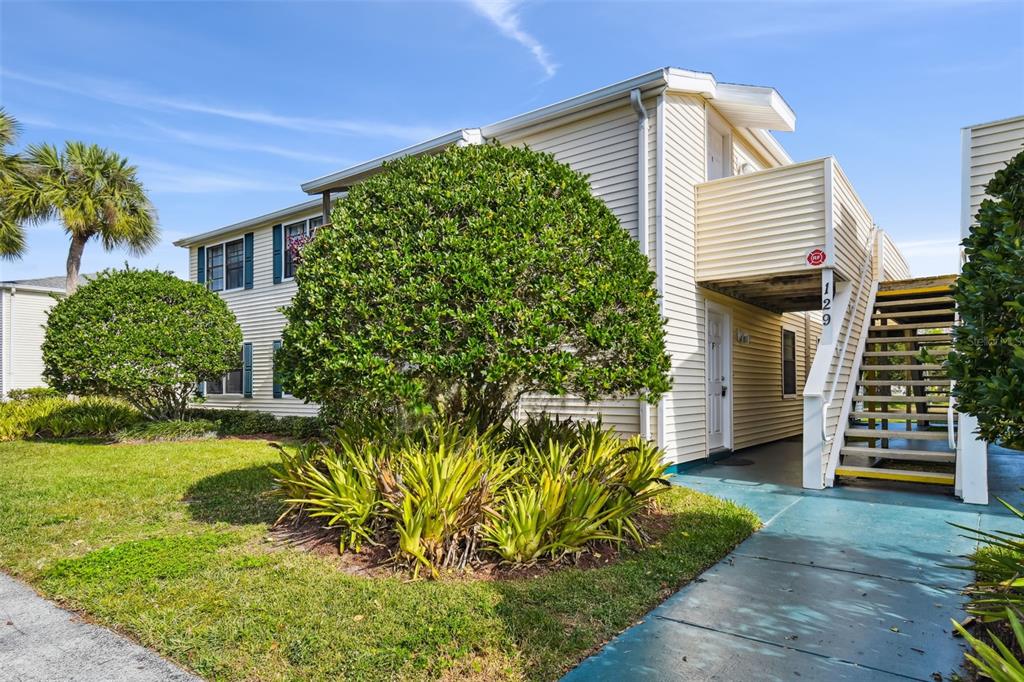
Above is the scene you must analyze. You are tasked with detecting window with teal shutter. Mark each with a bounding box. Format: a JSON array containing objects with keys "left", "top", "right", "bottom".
[
  {"left": 243, "top": 232, "right": 254, "bottom": 289},
  {"left": 196, "top": 246, "right": 206, "bottom": 285},
  {"left": 272, "top": 224, "right": 283, "bottom": 284},
  {"left": 242, "top": 342, "right": 253, "bottom": 398},
  {"left": 272, "top": 340, "right": 282, "bottom": 398}
]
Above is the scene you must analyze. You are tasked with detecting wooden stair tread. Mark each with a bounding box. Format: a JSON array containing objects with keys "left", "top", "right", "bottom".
[
  {"left": 872, "top": 309, "right": 954, "bottom": 320},
  {"left": 835, "top": 465, "right": 955, "bottom": 485},
  {"left": 859, "top": 379, "right": 950, "bottom": 387},
  {"left": 850, "top": 410, "right": 955, "bottom": 420},
  {"left": 860, "top": 364, "right": 945, "bottom": 371},
  {"left": 874, "top": 296, "right": 954, "bottom": 307},
  {"left": 867, "top": 334, "right": 952, "bottom": 344},
  {"left": 840, "top": 446, "right": 956, "bottom": 463},
  {"left": 845, "top": 428, "right": 949, "bottom": 440},
  {"left": 863, "top": 350, "right": 949, "bottom": 357},
  {"left": 869, "top": 322, "right": 956, "bottom": 331},
  {"left": 856, "top": 395, "right": 949, "bottom": 403}
]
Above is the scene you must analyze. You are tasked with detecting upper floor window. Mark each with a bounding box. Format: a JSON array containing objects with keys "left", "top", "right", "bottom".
[
  {"left": 207, "top": 238, "right": 244, "bottom": 292},
  {"left": 283, "top": 216, "right": 324, "bottom": 280}
]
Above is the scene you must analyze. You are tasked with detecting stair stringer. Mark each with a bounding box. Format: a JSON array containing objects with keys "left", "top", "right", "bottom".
[{"left": 824, "top": 281, "right": 879, "bottom": 487}]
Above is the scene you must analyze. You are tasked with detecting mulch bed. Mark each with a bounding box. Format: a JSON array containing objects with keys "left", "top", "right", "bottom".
[{"left": 270, "top": 505, "right": 676, "bottom": 581}]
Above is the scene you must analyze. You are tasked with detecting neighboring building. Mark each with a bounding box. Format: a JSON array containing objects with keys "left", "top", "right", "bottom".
[
  {"left": 175, "top": 67, "right": 913, "bottom": 472},
  {"left": 0, "top": 276, "right": 67, "bottom": 397}
]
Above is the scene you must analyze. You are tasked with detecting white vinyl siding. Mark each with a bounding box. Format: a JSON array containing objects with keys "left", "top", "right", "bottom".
[
  {"left": 829, "top": 161, "right": 876, "bottom": 283},
  {"left": 190, "top": 219, "right": 318, "bottom": 417},
  {"left": 696, "top": 158, "right": 828, "bottom": 282},
  {"left": 702, "top": 288, "right": 816, "bottom": 450},
  {"left": 498, "top": 101, "right": 651, "bottom": 437},
  {"left": 965, "top": 115, "right": 1024, "bottom": 225},
  {"left": 0, "top": 288, "right": 60, "bottom": 396}
]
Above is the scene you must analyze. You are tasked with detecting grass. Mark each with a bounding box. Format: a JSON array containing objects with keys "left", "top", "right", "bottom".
[{"left": 0, "top": 438, "right": 758, "bottom": 681}]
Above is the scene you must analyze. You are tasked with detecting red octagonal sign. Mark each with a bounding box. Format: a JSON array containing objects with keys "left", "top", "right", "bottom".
[{"left": 806, "top": 248, "right": 827, "bottom": 267}]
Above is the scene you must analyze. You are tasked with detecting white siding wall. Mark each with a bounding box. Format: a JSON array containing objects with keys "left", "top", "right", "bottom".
[
  {"left": 965, "top": 115, "right": 1024, "bottom": 225},
  {"left": 695, "top": 159, "right": 828, "bottom": 281},
  {"left": 188, "top": 212, "right": 320, "bottom": 417},
  {"left": 830, "top": 160, "right": 876, "bottom": 283},
  {"left": 660, "top": 93, "right": 708, "bottom": 459},
  {"left": 0, "top": 288, "right": 59, "bottom": 395},
  {"left": 501, "top": 101, "right": 652, "bottom": 437}
]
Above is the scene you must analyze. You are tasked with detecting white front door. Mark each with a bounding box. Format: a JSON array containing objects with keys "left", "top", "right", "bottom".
[{"left": 706, "top": 307, "right": 731, "bottom": 451}]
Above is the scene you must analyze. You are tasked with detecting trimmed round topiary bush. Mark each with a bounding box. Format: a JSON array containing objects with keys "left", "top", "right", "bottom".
[
  {"left": 43, "top": 268, "right": 242, "bottom": 420},
  {"left": 278, "top": 143, "right": 671, "bottom": 428}
]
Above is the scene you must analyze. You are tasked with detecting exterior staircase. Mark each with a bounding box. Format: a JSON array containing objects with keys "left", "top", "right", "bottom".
[{"left": 835, "top": 276, "right": 958, "bottom": 487}]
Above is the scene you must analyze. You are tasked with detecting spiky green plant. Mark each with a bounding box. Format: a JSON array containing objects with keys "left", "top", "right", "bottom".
[
  {"left": 954, "top": 609, "right": 1024, "bottom": 681},
  {"left": 953, "top": 497, "right": 1024, "bottom": 621}
]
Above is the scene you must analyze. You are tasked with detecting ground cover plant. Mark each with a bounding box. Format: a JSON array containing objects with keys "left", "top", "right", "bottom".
[
  {"left": 0, "top": 395, "right": 141, "bottom": 441},
  {"left": 0, "top": 437, "right": 757, "bottom": 680},
  {"left": 275, "top": 416, "right": 669, "bottom": 577}
]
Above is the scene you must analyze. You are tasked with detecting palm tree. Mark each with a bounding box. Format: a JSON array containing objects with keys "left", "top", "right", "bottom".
[
  {"left": 0, "top": 109, "right": 31, "bottom": 259},
  {"left": 19, "top": 141, "right": 158, "bottom": 293}
]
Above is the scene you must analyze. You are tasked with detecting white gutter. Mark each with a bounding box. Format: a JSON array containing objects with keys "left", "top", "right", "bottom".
[
  {"left": 0, "top": 284, "right": 66, "bottom": 294},
  {"left": 5, "top": 286, "right": 13, "bottom": 396},
  {"left": 655, "top": 92, "right": 667, "bottom": 453},
  {"left": 631, "top": 88, "right": 652, "bottom": 442}
]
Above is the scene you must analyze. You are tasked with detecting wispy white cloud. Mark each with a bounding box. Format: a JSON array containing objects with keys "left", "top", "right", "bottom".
[
  {"left": 132, "top": 158, "right": 286, "bottom": 194},
  {"left": 466, "top": 0, "right": 557, "bottom": 78},
  {"left": 2, "top": 69, "right": 443, "bottom": 142},
  {"left": 142, "top": 122, "right": 351, "bottom": 166}
]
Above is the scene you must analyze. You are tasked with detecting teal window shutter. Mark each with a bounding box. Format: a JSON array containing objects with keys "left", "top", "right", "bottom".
[
  {"left": 272, "top": 224, "right": 283, "bottom": 284},
  {"left": 195, "top": 380, "right": 205, "bottom": 398},
  {"left": 272, "top": 340, "right": 282, "bottom": 398},
  {"left": 242, "top": 342, "right": 253, "bottom": 398},
  {"left": 243, "top": 232, "right": 254, "bottom": 289},
  {"left": 196, "top": 246, "right": 206, "bottom": 285}
]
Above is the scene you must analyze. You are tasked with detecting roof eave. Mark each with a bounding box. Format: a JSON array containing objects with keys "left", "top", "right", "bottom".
[{"left": 173, "top": 198, "right": 323, "bottom": 248}]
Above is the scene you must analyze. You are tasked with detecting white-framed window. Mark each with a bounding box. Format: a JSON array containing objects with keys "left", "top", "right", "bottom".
[
  {"left": 782, "top": 327, "right": 798, "bottom": 398},
  {"left": 283, "top": 215, "right": 324, "bottom": 280},
  {"left": 205, "top": 348, "right": 243, "bottom": 395},
  {"left": 206, "top": 237, "right": 245, "bottom": 292}
]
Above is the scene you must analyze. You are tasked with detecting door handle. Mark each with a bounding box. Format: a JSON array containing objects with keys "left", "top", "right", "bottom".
[{"left": 721, "top": 386, "right": 728, "bottom": 397}]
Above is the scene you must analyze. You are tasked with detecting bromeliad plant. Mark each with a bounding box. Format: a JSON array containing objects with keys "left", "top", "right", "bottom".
[{"left": 273, "top": 415, "right": 671, "bottom": 577}]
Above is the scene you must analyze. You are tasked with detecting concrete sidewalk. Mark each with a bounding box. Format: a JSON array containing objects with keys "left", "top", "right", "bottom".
[
  {"left": 564, "top": 440, "right": 1023, "bottom": 681},
  {"left": 0, "top": 573, "right": 198, "bottom": 682}
]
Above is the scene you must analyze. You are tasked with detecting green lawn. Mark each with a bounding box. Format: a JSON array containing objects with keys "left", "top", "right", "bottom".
[{"left": 0, "top": 439, "right": 758, "bottom": 681}]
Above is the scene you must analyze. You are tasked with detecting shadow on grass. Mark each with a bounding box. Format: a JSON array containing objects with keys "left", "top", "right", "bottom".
[{"left": 184, "top": 463, "right": 280, "bottom": 526}]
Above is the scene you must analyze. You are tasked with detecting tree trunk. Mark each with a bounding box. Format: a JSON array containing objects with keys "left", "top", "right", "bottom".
[{"left": 65, "top": 232, "right": 88, "bottom": 294}]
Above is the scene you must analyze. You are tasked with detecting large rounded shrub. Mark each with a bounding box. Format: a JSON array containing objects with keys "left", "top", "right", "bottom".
[
  {"left": 949, "top": 149, "right": 1024, "bottom": 446},
  {"left": 278, "top": 144, "right": 671, "bottom": 428},
  {"left": 43, "top": 268, "right": 242, "bottom": 420}
]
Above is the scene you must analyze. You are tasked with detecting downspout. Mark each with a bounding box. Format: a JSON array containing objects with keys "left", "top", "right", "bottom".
[
  {"left": 6, "top": 287, "right": 14, "bottom": 397},
  {"left": 630, "top": 88, "right": 652, "bottom": 442},
  {"left": 655, "top": 91, "right": 667, "bottom": 453}
]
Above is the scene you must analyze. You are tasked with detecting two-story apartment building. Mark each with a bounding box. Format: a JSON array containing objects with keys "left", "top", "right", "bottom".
[{"left": 175, "top": 66, "right": 914, "bottom": 473}]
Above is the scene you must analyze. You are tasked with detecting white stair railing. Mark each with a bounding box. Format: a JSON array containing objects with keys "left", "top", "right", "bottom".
[{"left": 803, "top": 229, "right": 879, "bottom": 490}]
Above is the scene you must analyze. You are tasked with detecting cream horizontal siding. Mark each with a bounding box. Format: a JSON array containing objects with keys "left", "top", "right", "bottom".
[
  {"left": 660, "top": 93, "right": 709, "bottom": 461},
  {"left": 695, "top": 158, "right": 828, "bottom": 282},
  {"left": 829, "top": 160, "right": 875, "bottom": 283},
  {"left": 1, "top": 288, "right": 59, "bottom": 393},
  {"left": 966, "top": 115, "right": 1024, "bottom": 224},
  {"left": 703, "top": 289, "right": 813, "bottom": 450},
  {"left": 732, "top": 135, "right": 768, "bottom": 175},
  {"left": 498, "top": 101, "right": 648, "bottom": 437},
  {"left": 879, "top": 230, "right": 911, "bottom": 281},
  {"left": 189, "top": 211, "right": 320, "bottom": 417}
]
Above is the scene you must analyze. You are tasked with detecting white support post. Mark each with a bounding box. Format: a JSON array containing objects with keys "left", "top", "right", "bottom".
[
  {"left": 958, "top": 413, "right": 989, "bottom": 505},
  {"left": 803, "top": 394, "right": 826, "bottom": 489}
]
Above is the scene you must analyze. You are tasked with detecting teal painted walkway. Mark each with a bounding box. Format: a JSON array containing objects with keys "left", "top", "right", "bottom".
[{"left": 564, "top": 439, "right": 1023, "bottom": 681}]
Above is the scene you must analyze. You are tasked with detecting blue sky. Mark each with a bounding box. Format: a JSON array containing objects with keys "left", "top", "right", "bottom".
[{"left": 1, "top": 0, "right": 1022, "bottom": 281}]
